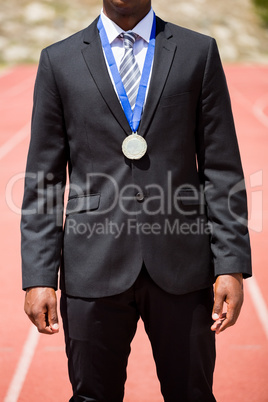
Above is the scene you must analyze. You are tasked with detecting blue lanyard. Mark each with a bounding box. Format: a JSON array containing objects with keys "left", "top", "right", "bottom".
[{"left": 97, "top": 14, "right": 156, "bottom": 133}]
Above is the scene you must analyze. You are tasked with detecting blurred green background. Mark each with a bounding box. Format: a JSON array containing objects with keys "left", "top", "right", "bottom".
[
  {"left": 0, "top": 0, "right": 268, "bottom": 66},
  {"left": 253, "top": 0, "right": 268, "bottom": 26}
]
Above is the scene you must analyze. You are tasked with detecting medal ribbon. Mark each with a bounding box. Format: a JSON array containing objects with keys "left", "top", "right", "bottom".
[{"left": 97, "top": 14, "right": 156, "bottom": 133}]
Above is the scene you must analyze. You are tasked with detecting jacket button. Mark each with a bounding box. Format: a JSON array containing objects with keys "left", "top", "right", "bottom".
[{"left": 136, "top": 192, "right": 145, "bottom": 202}]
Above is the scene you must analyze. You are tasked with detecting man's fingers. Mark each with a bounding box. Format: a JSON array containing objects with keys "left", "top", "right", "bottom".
[
  {"left": 211, "top": 274, "right": 244, "bottom": 334},
  {"left": 211, "top": 294, "right": 225, "bottom": 334},
  {"left": 34, "top": 311, "right": 56, "bottom": 334},
  {"left": 216, "top": 299, "right": 243, "bottom": 333},
  {"left": 24, "top": 287, "right": 59, "bottom": 335},
  {"left": 25, "top": 306, "right": 55, "bottom": 334},
  {"left": 47, "top": 298, "right": 59, "bottom": 333},
  {"left": 212, "top": 290, "right": 224, "bottom": 322},
  {"left": 211, "top": 312, "right": 226, "bottom": 333}
]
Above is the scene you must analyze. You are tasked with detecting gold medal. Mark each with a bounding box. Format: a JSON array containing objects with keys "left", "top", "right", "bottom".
[{"left": 122, "top": 133, "right": 147, "bottom": 160}]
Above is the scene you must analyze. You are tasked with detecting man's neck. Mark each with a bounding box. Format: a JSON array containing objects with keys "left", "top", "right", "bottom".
[{"left": 103, "top": 4, "right": 151, "bottom": 31}]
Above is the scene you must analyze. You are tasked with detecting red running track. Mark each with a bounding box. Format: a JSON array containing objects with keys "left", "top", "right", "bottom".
[{"left": 0, "top": 65, "right": 267, "bottom": 402}]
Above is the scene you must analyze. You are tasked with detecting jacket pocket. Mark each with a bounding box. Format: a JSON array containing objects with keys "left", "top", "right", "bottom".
[
  {"left": 177, "top": 189, "right": 205, "bottom": 205},
  {"left": 177, "top": 189, "right": 207, "bottom": 218},
  {"left": 66, "top": 194, "right": 100, "bottom": 215},
  {"left": 160, "top": 91, "right": 191, "bottom": 108}
]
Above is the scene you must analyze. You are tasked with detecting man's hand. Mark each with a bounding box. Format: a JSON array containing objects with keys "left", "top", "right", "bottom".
[
  {"left": 211, "top": 273, "right": 243, "bottom": 334},
  {"left": 24, "top": 287, "right": 59, "bottom": 335}
]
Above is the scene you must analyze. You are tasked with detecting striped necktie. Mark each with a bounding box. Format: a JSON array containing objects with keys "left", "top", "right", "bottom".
[{"left": 119, "top": 32, "right": 141, "bottom": 111}]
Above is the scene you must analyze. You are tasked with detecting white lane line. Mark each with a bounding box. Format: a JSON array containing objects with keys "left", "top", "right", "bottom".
[
  {"left": 246, "top": 276, "right": 268, "bottom": 340},
  {"left": 253, "top": 93, "right": 268, "bottom": 129},
  {"left": 0, "top": 122, "right": 30, "bottom": 160},
  {"left": 4, "top": 325, "right": 40, "bottom": 402},
  {"left": 230, "top": 86, "right": 268, "bottom": 130}
]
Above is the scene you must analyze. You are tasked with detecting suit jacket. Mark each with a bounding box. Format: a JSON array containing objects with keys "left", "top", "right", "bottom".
[{"left": 21, "top": 16, "right": 252, "bottom": 297}]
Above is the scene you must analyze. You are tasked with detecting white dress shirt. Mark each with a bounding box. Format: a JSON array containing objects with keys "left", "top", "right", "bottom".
[{"left": 100, "top": 8, "right": 154, "bottom": 104}]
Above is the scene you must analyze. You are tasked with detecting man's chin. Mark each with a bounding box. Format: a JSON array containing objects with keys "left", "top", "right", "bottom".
[{"left": 109, "top": 0, "right": 140, "bottom": 12}]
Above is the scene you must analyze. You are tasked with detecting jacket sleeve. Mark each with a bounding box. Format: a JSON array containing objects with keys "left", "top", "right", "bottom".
[
  {"left": 21, "top": 48, "right": 68, "bottom": 290},
  {"left": 196, "top": 38, "right": 252, "bottom": 278}
]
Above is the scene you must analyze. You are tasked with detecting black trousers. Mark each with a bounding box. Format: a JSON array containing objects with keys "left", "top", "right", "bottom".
[{"left": 60, "top": 266, "right": 216, "bottom": 402}]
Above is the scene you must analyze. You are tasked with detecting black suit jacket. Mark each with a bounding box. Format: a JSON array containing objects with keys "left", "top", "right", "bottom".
[{"left": 21, "top": 16, "right": 252, "bottom": 297}]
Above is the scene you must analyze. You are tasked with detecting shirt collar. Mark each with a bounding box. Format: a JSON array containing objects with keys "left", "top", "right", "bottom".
[{"left": 100, "top": 8, "right": 154, "bottom": 44}]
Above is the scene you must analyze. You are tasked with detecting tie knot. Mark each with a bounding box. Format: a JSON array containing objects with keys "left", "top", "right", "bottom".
[{"left": 121, "top": 32, "right": 137, "bottom": 49}]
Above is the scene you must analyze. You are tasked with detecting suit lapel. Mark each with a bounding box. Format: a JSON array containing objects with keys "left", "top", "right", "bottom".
[
  {"left": 139, "top": 18, "right": 177, "bottom": 137},
  {"left": 81, "top": 19, "right": 132, "bottom": 136},
  {"left": 81, "top": 17, "right": 177, "bottom": 138}
]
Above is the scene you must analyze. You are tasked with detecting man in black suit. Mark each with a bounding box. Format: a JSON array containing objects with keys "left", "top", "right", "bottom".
[{"left": 21, "top": 0, "right": 252, "bottom": 400}]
